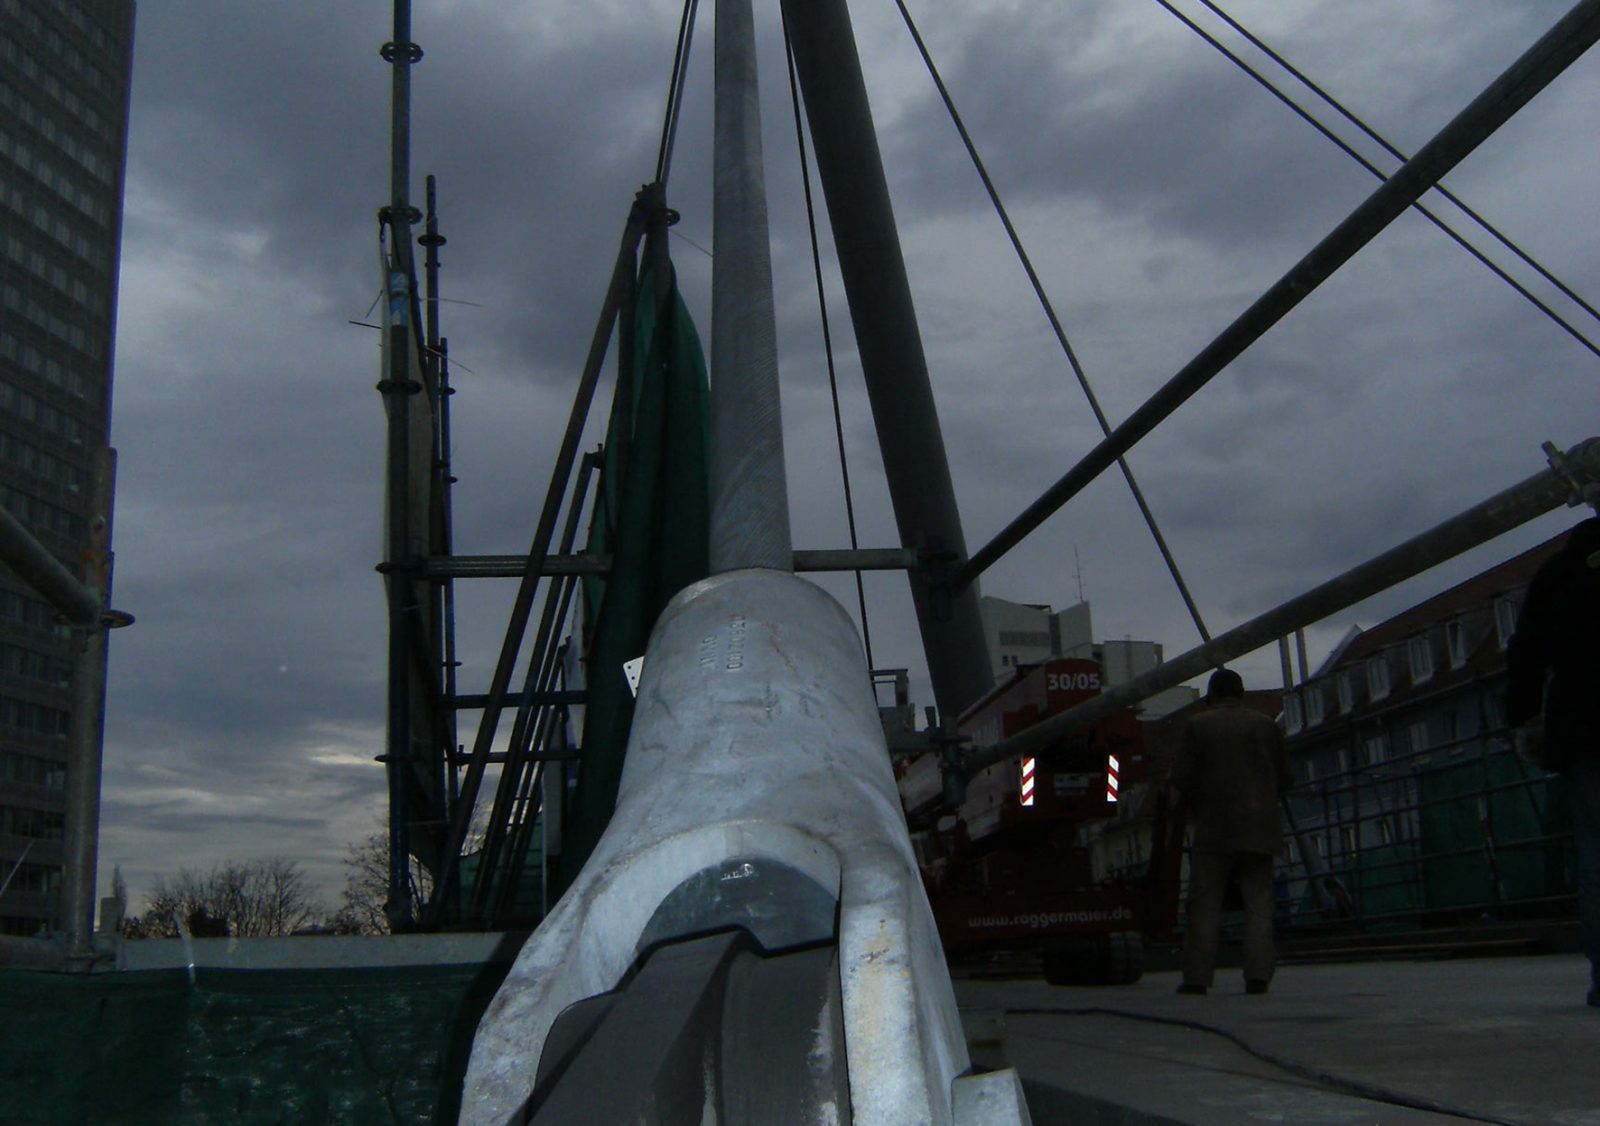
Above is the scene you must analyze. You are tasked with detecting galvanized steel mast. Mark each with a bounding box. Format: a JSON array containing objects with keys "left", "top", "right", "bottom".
[{"left": 710, "top": 0, "right": 792, "bottom": 573}]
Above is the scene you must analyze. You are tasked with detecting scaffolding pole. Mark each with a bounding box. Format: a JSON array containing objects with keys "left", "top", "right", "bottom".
[{"left": 967, "top": 438, "right": 1600, "bottom": 774}]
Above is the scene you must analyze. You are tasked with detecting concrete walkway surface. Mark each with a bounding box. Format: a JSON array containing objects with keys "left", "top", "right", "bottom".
[{"left": 955, "top": 955, "right": 1599, "bottom": 1125}]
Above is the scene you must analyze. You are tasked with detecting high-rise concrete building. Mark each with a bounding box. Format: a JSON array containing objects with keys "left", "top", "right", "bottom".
[
  {"left": 0, "top": 0, "right": 134, "bottom": 936},
  {"left": 978, "top": 595, "right": 1197, "bottom": 718}
]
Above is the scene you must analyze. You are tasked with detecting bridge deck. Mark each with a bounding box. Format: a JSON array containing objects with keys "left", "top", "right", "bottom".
[{"left": 957, "top": 953, "right": 1598, "bottom": 1125}]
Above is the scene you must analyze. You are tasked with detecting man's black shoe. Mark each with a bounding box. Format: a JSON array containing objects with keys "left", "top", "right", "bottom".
[
  {"left": 1176, "top": 983, "right": 1207, "bottom": 995},
  {"left": 1245, "top": 980, "right": 1270, "bottom": 995}
]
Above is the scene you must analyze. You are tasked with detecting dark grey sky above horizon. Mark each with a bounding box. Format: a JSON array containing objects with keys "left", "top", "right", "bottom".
[{"left": 99, "top": 0, "right": 1599, "bottom": 908}]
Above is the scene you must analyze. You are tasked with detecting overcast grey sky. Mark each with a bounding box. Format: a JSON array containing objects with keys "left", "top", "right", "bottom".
[{"left": 99, "top": 0, "right": 1599, "bottom": 908}]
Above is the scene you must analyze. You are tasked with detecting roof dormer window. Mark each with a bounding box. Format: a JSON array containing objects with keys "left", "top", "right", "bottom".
[
  {"left": 1305, "top": 685, "right": 1325, "bottom": 727},
  {"left": 1446, "top": 619, "right": 1468, "bottom": 669},
  {"left": 1337, "top": 670, "right": 1355, "bottom": 714},
  {"left": 1283, "top": 692, "right": 1304, "bottom": 734},
  {"left": 1494, "top": 596, "right": 1517, "bottom": 650},
  {"left": 1408, "top": 636, "right": 1433, "bottom": 684},
  {"left": 1367, "top": 654, "right": 1390, "bottom": 701}
]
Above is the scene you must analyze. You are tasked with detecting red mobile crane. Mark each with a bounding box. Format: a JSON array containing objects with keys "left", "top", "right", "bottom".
[{"left": 895, "top": 657, "right": 1187, "bottom": 984}]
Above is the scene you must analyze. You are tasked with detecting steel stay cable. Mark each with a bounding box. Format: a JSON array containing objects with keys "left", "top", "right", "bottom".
[
  {"left": 486, "top": 469, "right": 594, "bottom": 922},
  {"left": 423, "top": 207, "right": 645, "bottom": 929},
  {"left": 493, "top": 567, "right": 588, "bottom": 923},
  {"left": 891, "top": 0, "right": 1213, "bottom": 643},
  {"left": 1192, "top": 0, "right": 1600, "bottom": 332},
  {"left": 781, "top": 6, "right": 876, "bottom": 668},
  {"left": 490, "top": 554, "right": 590, "bottom": 923},
  {"left": 467, "top": 454, "right": 596, "bottom": 920},
  {"left": 955, "top": 0, "right": 1600, "bottom": 592},
  {"left": 1154, "top": 0, "right": 1600, "bottom": 361}
]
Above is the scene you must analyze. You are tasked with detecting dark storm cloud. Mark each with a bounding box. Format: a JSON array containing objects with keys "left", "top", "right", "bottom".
[
  {"left": 97, "top": 0, "right": 1600, "bottom": 906},
  {"left": 125, "top": 5, "right": 385, "bottom": 299},
  {"left": 125, "top": 2, "right": 694, "bottom": 385},
  {"left": 878, "top": 2, "right": 1377, "bottom": 250},
  {"left": 103, "top": 799, "right": 356, "bottom": 838}
]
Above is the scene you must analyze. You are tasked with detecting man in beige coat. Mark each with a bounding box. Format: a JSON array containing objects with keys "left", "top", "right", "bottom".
[{"left": 1169, "top": 668, "right": 1291, "bottom": 995}]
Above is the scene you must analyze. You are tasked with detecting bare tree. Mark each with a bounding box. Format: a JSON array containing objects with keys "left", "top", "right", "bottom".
[
  {"left": 332, "top": 831, "right": 391, "bottom": 935},
  {"left": 333, "top": 830, "right": 435, "bottom": 935},
  {"left": 124, "top": 857, "right": 323, "bottom": 938}
]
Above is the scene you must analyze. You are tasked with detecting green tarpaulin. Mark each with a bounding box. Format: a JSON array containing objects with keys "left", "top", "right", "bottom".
[{"left": 559, "top": 265, "right": 711, "bottom": 893}]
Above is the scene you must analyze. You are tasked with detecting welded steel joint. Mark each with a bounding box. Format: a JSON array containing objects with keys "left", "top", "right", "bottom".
[
  {"left": 1543, "top": 437, "right": 1600, "bottom": 511},
  {"left": 935, "top": 723, "right": 972, "bottom": 809},
  {"left": 919, "top": 545, "right": 962, "bottom": 624}
]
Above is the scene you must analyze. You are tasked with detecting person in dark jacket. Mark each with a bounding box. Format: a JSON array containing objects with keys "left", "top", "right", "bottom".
[
  {"left": 1169, "top": 668, "right": 1291, "bottom": 995},
  {"left": 1506, "top": 516, "right": 1600, "bottom": 1008}
]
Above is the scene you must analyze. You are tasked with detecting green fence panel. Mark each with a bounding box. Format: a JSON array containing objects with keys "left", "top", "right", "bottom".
[
  {"left": 0, "top": 961, "right": 512, "bottom": 1125},
  {"left": 1347, "top": 842, "right": 1424, "bottom": 928},
  {"left": 1419, "top": 751, "right": 1574, "bottom": 910}
]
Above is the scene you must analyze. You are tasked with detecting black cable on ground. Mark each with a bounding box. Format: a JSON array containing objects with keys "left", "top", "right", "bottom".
[
  {"left": 892, "top": 0, "right": 1214, "bottom": 645},
  {"left": 1153, "top": 0, "right": 1600, "bottom": 361},
  {"left": 1004, "top": 1006, "right": 1524, "bottom": 1126},
  {"left": 781, "top": 7, "right": 875, "bottom": 670}
]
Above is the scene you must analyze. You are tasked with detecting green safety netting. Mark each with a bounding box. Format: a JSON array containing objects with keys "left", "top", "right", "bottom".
[
  {"left": 1419, "top": 751, "right": 1574, "bottom": 909},
  {"left": 1285, "top": 752, "right": 1576, "bottom": 928},
  {"left": 461, "top": 821, "right": 545, "bottom": 923},
  {"left": 0, "top": 961, "right": 512, "bottom": 1125},
  {"left": 558, "top": 264, "right": 711, "bottom": 895}
]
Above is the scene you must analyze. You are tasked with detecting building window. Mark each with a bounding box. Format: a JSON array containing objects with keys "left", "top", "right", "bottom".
[
  {"left": 1408, "top": 636, "right": 1433, "bottom": 684},
  {"left": 1302, "top": 758, "right": 1317, "bottom": 784},
  {"left": 1409, "top": 721, "right": 1430, "bottom": 755},
  {"left": 1446, "top": 619, "right": 1468, "bottom": 668},
  {"left": 1, "top": 806, "right": 64, "bottom": 840},
  {"left": 2, "top": 751, "right": 64, "bottom": 788},
  {"left": 1283, "top": 692, "right": 1303, "bottom": 734},
  {"left": 1305, "top": 685, "right": 1325, "bottom": 727},
  {"left": 1494, "top": 597, "right": 1517, "bottom": 650},
  {"left": 1364, "top": 733, "right": 1388, "bottom": 766},
  {"left": 6, "top": 862, "right": 61, "bottom": 895},
  {"left": 1482, "top": 691, "right": 1503, "bottom": 731},
  {"left": 1337, "top": 670, "right": 1355, "bottom": 714},
  {"left": 1367, "top": 654, "right": 1390, "bottom": 701}
]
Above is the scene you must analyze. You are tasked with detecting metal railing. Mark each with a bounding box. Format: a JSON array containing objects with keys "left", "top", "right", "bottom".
[{"left": 1273, "top": 722, "right": 1574, "bottom": 935}]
